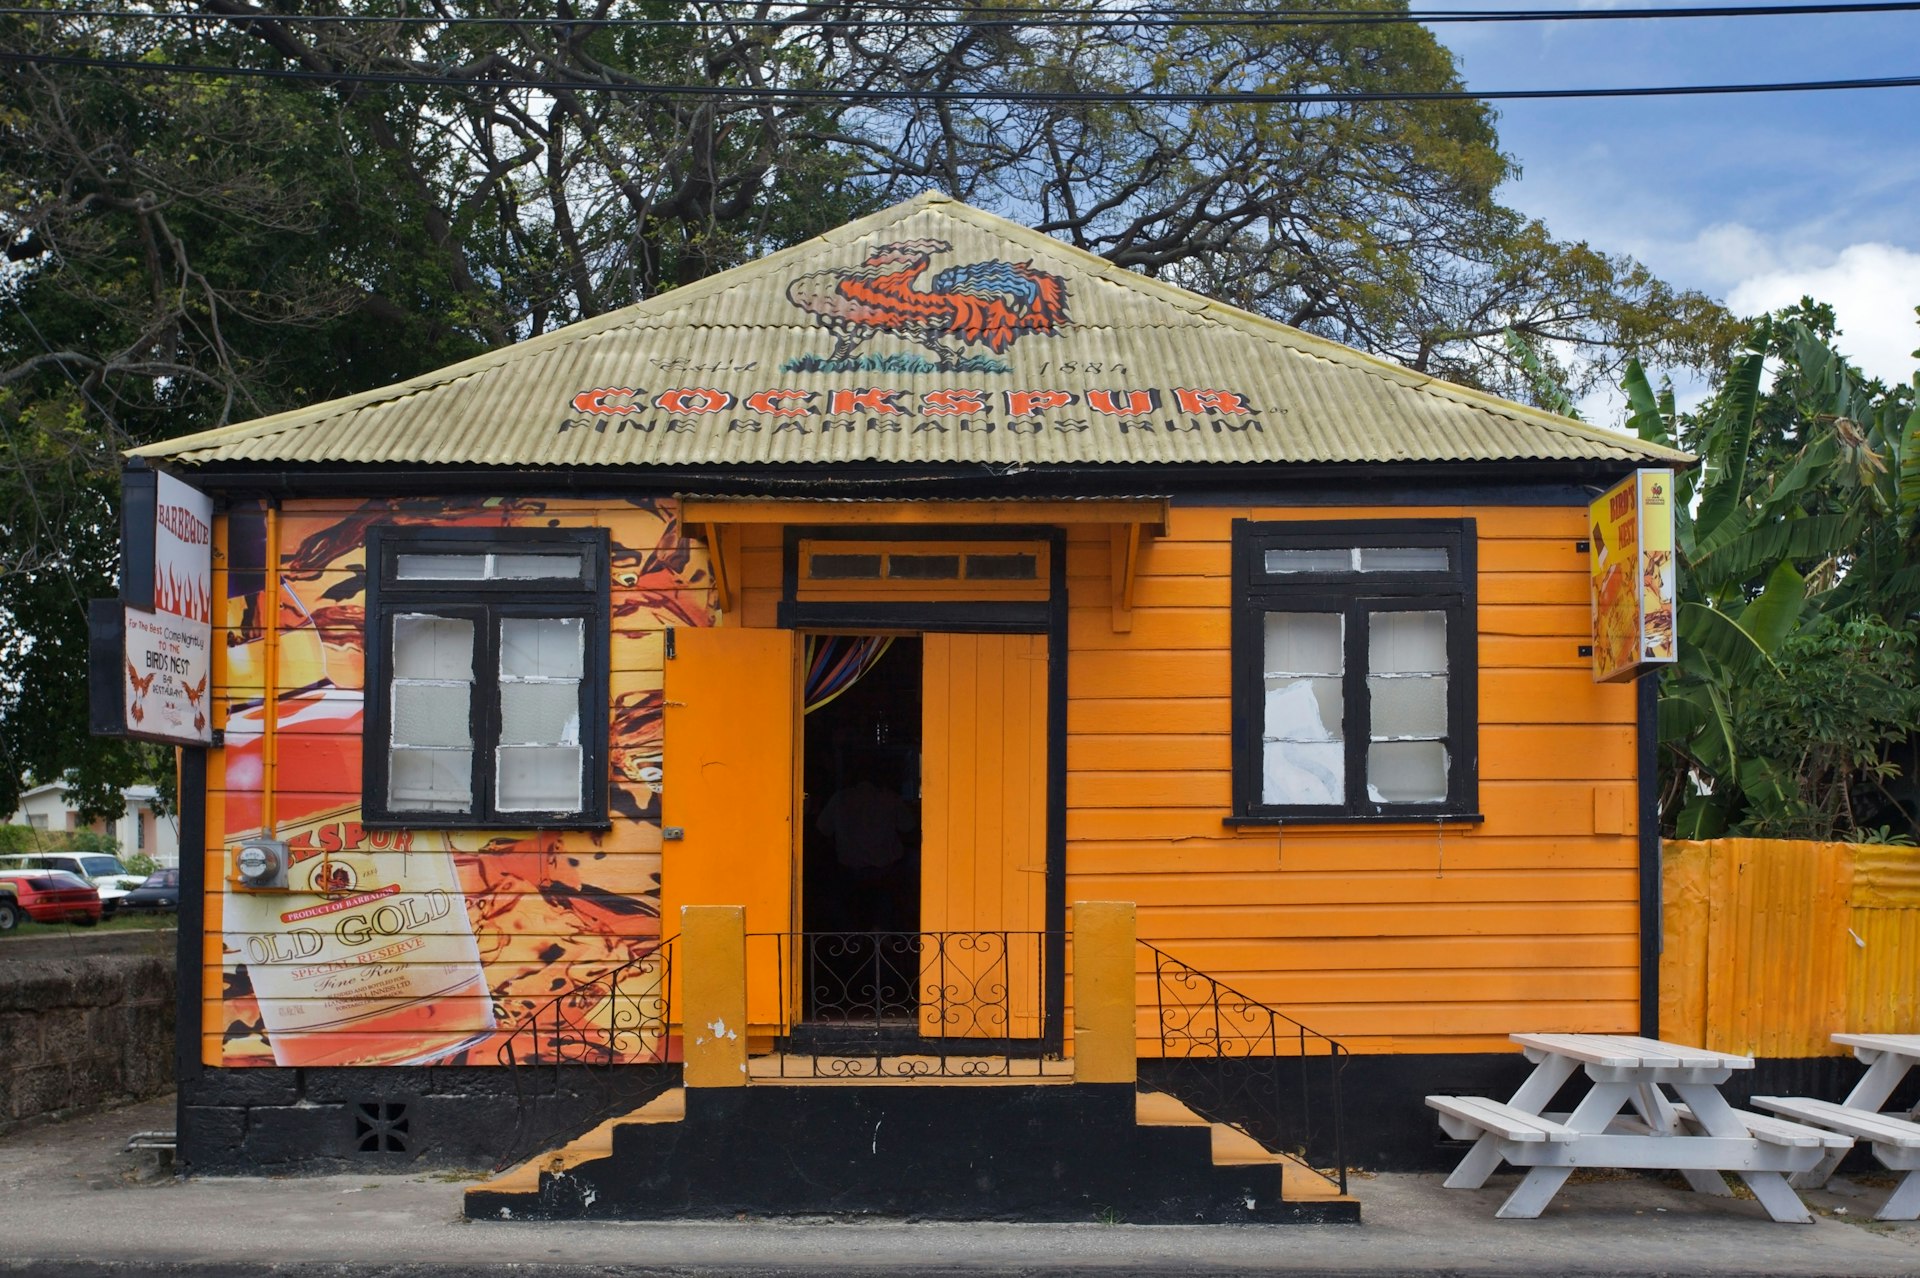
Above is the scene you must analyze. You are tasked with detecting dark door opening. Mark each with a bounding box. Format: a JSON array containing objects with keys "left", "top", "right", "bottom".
[{"left": 800, "top": 635, "right": 922, "bottom": 1029}]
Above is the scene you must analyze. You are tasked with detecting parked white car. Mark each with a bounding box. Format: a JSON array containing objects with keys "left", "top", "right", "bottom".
[{"left": 0, "top": 853, "right": 144, "bottom": 914}]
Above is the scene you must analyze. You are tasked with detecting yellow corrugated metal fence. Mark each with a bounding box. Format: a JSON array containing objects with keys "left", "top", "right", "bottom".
[{"left": 1663, "top": 839, "right": 1920, "bottom": 1056}]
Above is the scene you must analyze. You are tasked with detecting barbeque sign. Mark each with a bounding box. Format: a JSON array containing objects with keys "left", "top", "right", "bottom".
[
  {"left": 1589, "top": 469, "right": 1676, "bottom": 684},
  {"left": 121, "top": 470, "right": 214, "bottom": 744}
]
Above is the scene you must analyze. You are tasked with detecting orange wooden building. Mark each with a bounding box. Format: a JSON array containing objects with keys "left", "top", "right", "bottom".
[{"left": 107, "top": 195, "right": 1687, "bottom": 1213}]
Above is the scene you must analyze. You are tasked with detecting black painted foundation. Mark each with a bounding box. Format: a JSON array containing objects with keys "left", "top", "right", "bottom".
[
  {"left": 178, "top": 1052, "right": 1919, "bottom": 1184},
  {"left": 1146, "top": 1053, "right": 1920, "bottom": 1173},
  {"left": 177, "top": 1063, "right": 679, "bottom": 1174}
]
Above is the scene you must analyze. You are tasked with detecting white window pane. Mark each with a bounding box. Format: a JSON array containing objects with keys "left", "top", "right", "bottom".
[
  {"left": 501, "top": 617, "right": 584, "bottom": 679},
  {"left": 1367, "top": 741, "right": 1449, "bottom": 803},
  {"left": 1369, "top": 611, "right": 1447, "bottom": 675},
  {"left": 500, "top": 681, "right": 580, "bottom": 745},
  {"left": 1358, "top": 546, "right": 1449, "bottom": 573},
  {"left": 1264, "top": 678, "right": 1343, "bottom": 743},
  {"left": 1368, "top": 674, "right": 1448, "bottom": 739},
  {"left": 1263, "top": 612, "right": 1343, "bottom": 677},
  {"left": 497, "top": 745, "right": 582, "bottom": 811},
  {"left": 1263, "top": 740, "right": 1344, "bottom": 805},
  {"left": 392, "top": 682, "right": 472, "bottom": 748},
  {"left": 1263, "top": 547, "right": 1352, "bottom": 574},
  {"left": 393, "top": 615, "right": 473, "bottom": 680},
  {"left": 491, "top": 553, "right": 582, "bottom": 580},
  {"left": 390, "top": 748, "right": 473, "bottom": 810},
  {"left": 396, "top": 553, "right": 486, "bottom": 580}
]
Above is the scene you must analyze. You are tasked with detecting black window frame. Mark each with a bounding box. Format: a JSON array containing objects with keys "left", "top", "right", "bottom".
[
  {"left": 1230, "top": 518, "right": 1478, "bottom": 823},
  {"left": 363, "top": 525, "right": 611, "bottom": 829}
]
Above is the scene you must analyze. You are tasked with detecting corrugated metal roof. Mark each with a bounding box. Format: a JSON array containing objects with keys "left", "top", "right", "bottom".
[{"left": 132, "top": 193, "right": 1692, "bottom": 470}]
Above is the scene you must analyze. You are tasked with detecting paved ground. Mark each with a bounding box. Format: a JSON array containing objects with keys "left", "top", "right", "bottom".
[{"left": 4, "top": 1095, "right": 1920, "bottom": 1276}]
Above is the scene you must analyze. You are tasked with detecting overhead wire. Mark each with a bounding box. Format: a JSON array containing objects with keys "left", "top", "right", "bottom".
[
  {"left": 10, "top": 0, "right": 1920, "bottom": 28},
  {"left": 1, "top": 48, "right": 1917, "bottom": 100}
]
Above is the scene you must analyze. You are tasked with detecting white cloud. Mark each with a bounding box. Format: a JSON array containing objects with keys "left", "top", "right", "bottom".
[{"left": 1724, "top": 243, "right": 1920, "bottom": 386}]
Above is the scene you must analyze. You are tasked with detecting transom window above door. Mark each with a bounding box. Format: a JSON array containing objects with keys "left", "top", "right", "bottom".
[{"left": 795, "top": 538, "right": 1049, "bottom": 602}]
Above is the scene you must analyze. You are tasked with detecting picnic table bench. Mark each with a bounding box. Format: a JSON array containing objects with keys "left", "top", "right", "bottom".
[
  {"left": 1429, "top": 1033, "right": 1848, "bottom": 1222},
  {"left": 1754, "top": 1032, "right": 1920, "bottom": 1221}
]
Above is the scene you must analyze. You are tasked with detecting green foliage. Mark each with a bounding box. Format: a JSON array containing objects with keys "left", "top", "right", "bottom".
[
  {"left": 1726, "top": 616, "right": 1920, "bottom": 840},
  {"left": 0, "top": 824, "right": 122, "bottom": 856},
  {"left": 1650, "top": 302, "right": 1920, "bottom": 843}
]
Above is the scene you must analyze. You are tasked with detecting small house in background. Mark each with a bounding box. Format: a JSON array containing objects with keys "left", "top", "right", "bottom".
[
  {"left": 9, "top": 782, "right": 179, "bottom": 868},
  {"left": 100, "top": 194, "right": 1688, "bottom": 1218}
]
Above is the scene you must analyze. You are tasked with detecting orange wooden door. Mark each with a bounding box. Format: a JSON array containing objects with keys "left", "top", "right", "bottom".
[
  {"left": 661, "top": 626, "right": 799, "bottom": 1032},
  {"left": 919, "top": 632, "right": 1049, "bottom": 1039}
]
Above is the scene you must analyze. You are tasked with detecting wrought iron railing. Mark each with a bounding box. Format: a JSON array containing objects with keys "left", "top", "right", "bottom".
[
  {"left": 1141, "top": 941, "right": 1348, "bottom": 1194},
  {"left": 495, "top": 934, "right": 676, "bottom": 1074},
  {"left": 749, "top": 929, "right": 1057, "bottom": 1078}
]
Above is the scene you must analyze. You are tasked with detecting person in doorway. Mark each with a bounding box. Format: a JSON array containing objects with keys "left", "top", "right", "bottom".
[{"left": 815, "top": 752, "right": 916, "bottom": 933}]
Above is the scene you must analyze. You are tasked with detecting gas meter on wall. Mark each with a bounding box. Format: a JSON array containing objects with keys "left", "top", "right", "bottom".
[{"left": 230, "top": 838, "right": 290, "bottom": 891}]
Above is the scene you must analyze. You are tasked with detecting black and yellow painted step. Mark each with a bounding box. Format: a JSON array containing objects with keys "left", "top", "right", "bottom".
[{"left": 466, "top": 1064, "right": 1357, "bottom": 1223}]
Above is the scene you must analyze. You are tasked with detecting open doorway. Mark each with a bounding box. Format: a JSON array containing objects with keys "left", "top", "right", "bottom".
[{"left": 800, "top": 635, "right": 922, "bottom": 1028}]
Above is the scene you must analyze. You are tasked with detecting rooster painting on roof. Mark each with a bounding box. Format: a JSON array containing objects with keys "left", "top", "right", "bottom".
[{"left": 784, "top": 238, "right": 1069, "bottom": 374}]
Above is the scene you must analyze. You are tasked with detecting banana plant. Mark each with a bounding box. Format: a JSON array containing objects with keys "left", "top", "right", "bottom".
[{"left": 1629, "top": 313, "right": 1916, "bottom": 838}]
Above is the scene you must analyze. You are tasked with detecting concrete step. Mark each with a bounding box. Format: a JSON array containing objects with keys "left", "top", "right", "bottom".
[
  {"left": 746, "top": 1052, "right": 1074, "bottom": 1085},
  {"left": 467, "top": 1088, "right": 686, "bottom": 1199},
  {"left": 468, "top": 1076, "right": 1357, "bottom": 1221},
  {"left": 1135, "top": 1088, "right": 1352, "bottom": 1203}
]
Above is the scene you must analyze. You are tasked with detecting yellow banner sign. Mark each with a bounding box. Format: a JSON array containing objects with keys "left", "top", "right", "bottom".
[{"left": 1589, "top": 469, "right": 1677, "bottom": 683}]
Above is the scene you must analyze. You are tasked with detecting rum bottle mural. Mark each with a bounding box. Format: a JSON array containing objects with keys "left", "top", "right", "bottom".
[
  {"left": 221, "top": 804, "right": 496, "bottom": 1068},
  {"left": 214, "top": 496, "right": 710, "bottom": 1068}
]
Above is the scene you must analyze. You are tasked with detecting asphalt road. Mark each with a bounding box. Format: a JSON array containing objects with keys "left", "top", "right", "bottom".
[{"left": 2, "top": 1095, "right": 1919, "bottom": 1277}]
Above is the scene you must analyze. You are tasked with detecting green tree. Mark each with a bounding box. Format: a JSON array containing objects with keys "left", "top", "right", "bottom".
[
  {"left": 1634, "top": 304, "right": 1920, "bottom": 841},
  {"left": 2, "top": 0, "right": 1741, "bottom": 814}
]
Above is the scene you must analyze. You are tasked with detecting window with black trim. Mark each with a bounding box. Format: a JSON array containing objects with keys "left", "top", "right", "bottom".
[
  {"left": 364, "top": 527, "right": 610, "bottom": 827},
  {"left": 1231, "top": 520, "right": 1477, "bottom": 821}
]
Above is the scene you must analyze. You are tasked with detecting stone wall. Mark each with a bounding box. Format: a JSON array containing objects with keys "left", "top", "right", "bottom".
[{"left": 0, "top": 950, "right": 174, "bottom": 1127}]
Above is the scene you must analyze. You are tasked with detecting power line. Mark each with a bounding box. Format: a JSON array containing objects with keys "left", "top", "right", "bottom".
[
  {"left": 8, "top": 1, "right": 1920, "bottom": 31},
  {"left": 2, "top": 48, "right": 1916, "bottom": 102}
]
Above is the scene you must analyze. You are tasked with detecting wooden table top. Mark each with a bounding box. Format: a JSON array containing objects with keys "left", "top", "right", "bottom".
[
  {"left": 1511, "top": 1033, "right": 1755, "bottom": 1071},
  {"left": 1834, "top": 1033, "right": 1920, "bottom": 1056}
]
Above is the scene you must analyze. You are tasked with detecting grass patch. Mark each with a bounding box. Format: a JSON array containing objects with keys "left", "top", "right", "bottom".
[{"left": 1, "top": 911, "right": 177, "bottom": 940}]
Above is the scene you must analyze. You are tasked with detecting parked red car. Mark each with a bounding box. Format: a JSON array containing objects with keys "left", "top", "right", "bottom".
[{"left": 0, "top": 870, "right": 103, "bottom": 930}]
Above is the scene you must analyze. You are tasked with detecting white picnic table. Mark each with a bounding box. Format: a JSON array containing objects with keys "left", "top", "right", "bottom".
[
  {"left": 1429, "top": 1033, "right": 1848, "bottom": 1223},
  {"left": 1755, "top": 1033, "right": 1920, "bottom": 1220}
]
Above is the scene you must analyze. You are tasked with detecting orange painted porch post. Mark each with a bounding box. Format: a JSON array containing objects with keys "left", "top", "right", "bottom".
[
  {"left": 1073, "top": 900, "right": 1137, "bottom": 1084},
  {"left": 680, "top": 905, "right": 748, "bottom": 1088}
]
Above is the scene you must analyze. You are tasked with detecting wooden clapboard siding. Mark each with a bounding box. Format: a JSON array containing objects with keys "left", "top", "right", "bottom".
[
  {"left": 735, "top": 525, "right": 784, "bottom": 628},
  {"left": 1064, "top": 504, "right": 1643, "bottom": 1056},
  {"left": 202, "top": 496, "right": 696, "bottom": 1069},
  {"left": 1067, "top": 839, "right": 1635, "bottom": 875},
  {"left": 1069, "top": 868, "right": 1634, "bottom": 907},
  {"left": 1129, "top": 932, "right": 1641, "bottom": 972}
]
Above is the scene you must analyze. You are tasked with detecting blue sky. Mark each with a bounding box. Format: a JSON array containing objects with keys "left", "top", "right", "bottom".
[{"left": 1431, "top": 4, "right": 1920, "bottom": 413}]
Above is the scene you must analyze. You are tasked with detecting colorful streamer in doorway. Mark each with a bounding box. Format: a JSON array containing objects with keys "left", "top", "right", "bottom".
[{"left": 802, "top": 635, "right": 895, "bottom": 714}]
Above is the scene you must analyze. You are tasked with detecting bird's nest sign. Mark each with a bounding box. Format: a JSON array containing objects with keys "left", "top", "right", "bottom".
[
  {"left": 90, "top": 467, "right": 214, "bottom": 746},
  {"left": 562, "top": 239, "right": 1266, "bottom": 439}
]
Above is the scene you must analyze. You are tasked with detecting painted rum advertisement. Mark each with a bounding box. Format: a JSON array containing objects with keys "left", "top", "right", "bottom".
[
  {"left": 214, "top": 496, "right": 713, "bottom": 1067},
  {"left": 1589, "top": 469, "right": 1677, "bottom": 684}
]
